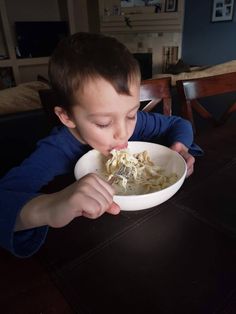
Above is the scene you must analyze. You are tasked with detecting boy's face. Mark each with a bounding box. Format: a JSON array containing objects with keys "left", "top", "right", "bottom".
[{"left": 57, "top": 77, "right": 140, "bottom": 156}]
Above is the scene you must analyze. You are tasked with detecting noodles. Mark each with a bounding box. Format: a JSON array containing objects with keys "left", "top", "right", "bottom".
[{"left": 104, "top": 149, "right": 179, "bottom": 195}]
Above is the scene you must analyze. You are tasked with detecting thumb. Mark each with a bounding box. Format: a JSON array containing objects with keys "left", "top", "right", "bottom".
[
  {"left": 170, "top": 142, "right": 187, "bottom": 153},
  {"left": 107, "top": 202, "right": 120, "bottom": 215}
]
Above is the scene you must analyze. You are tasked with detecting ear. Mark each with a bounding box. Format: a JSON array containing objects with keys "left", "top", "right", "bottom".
[{"left": 54, "top": 106, "right": 76, "bottom": 128}]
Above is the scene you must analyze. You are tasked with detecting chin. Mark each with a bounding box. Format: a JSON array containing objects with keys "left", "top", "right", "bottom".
[
  {"left": 92, "top": 147, "right": 110, "bottom": 156},
  {"left": 102, "top": 150, "right": 111, "bottom": 157}
]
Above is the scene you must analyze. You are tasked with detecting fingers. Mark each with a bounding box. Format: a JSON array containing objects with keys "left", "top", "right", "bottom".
[
  {"left": 176, "top": 149, "right": 194, "bottom": 177},
  {"left": 76, "top": 173, "right": 120, "bottom": 219},
  {"left": 170, "top": 142, "right": 195, "bottom": 178},
  {"left": 106, "top": 202, "right": 120, "bottom": 215},
  {"left": 185, "top": 153, "right": 194, "bottom": 177}
]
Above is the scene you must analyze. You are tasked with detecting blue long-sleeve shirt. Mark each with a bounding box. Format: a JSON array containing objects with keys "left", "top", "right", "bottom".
[{"left": 0, "top": 111, "right": 203, "bottom": 257}]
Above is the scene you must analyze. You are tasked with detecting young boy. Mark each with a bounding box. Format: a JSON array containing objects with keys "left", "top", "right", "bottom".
[{"left": 0, "top": 32, "right": 202, "bottom": 258}]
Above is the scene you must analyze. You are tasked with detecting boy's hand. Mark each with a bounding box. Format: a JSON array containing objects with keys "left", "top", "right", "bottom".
[
  {"left": 16, "top": 173, "right": 120, "bottom": 231},
  {"left": 170, "top": 142, "right": 195, "bottom": 177},
  {"left": 47, "top": 173, "right": 120, "bottom": 227}
]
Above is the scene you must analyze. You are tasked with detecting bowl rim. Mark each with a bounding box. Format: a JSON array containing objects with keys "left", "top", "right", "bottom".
[{"left": 74, "top": 141, "right": 187, "bottom": 198}]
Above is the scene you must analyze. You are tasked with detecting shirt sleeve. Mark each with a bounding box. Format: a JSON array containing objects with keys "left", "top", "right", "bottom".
[
  {"left": 131, "top": 111, "right": 203, "bottom": 156},
  {"left": 0, "top": 139, "right": 70, "bottom": 257},
  {"left": 0, "top": 189, "right": 48, "bottom": 257},
  {"left": 0, "top": 126, "right": 87, "bottom": 257}
]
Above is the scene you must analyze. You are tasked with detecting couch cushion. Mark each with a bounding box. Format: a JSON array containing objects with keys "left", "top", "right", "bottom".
[
  {"left": 154, "top": 60, "right": 236, "bottom": 86},
  {"left": 0, "top": 81, "right": 49, "bottom": 115}
]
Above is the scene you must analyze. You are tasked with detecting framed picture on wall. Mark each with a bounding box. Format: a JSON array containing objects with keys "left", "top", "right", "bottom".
[
  {"left": 165, "top": 0, "right": 178, "bottom": 12},
  {"left": 211, "top": 0, "right": 234, "bottom": 22}
]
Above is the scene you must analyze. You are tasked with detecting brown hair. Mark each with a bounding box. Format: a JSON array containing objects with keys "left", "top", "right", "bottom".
[{"left": 48, "top": 32, "right": 141, "bottom": 110}]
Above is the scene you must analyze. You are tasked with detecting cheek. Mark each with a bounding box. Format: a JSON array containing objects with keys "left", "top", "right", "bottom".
[
  {"left": 127, "top": 118, "right": 137, "bottom": 136},
  {"left": 81, "top": 124, "right": 112, "bottom": 145},
  {"left": 86, "top": 130, "right": 113, "bottom": 155},
  {"left": 74, "top": 117, "right": 137, "bottom": 151}
]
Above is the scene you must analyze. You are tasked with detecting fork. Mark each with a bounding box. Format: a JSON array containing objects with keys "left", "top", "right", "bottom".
[{"left": 108, "top": 164, "right": 131, "bottom": 184}]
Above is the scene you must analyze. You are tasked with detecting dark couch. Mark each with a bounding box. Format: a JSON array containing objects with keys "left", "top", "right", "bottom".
[{"left": 0, "top": 109, "right": 53, "bottom": 177}]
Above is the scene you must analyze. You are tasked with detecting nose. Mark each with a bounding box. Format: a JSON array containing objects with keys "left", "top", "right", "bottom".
[{"left": 113, "top": 121, "right": 128, "bottom": 141}]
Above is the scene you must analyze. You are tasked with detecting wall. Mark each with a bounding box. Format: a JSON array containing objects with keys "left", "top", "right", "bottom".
[
  {"left": 98, "top": 0, "right": 185, "bottom": 75},
  {"left": 0, "top": 0, "right": 102, "bottom": 85},
  {"left": 110, "top": 32, "right": 182, "bottom": 75},
  {"left": 182, "top": 0, "right": 236, "bottom": 66},
  {"left": 0, "top": 0, "right": 61, "bottom": 56}
]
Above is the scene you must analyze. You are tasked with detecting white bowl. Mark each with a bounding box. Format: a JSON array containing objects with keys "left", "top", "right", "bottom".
[{"left": 74, "top": 142, "right": 187, "bottom": 211}]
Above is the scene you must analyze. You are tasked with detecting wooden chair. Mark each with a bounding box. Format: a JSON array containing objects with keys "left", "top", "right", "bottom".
[
  {"left": 140, "top": 77, "right": 172, "bottom": 115},
  {"left": 176, "top": 72, "right": 236, "bottom": 133}
]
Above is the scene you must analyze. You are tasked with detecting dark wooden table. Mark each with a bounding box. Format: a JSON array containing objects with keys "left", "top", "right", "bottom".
[{"left": 1, "top": 122, "right": 236, "bottom": 314}]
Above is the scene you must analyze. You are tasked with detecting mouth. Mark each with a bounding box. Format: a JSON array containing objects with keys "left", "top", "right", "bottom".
[{"left": 111, "top": 143, "right": 128, "bottom": 151}]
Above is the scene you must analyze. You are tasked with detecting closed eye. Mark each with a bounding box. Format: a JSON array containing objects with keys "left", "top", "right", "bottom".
[
  {"left": 96, "top": 123, "right": 111, "bottom": 129},
  {"left": 127, "top": 114, "right": 137, "bottom": 120}
]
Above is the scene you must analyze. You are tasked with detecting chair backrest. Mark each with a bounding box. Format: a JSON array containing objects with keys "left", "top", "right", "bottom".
[
  {"left": 176, "top": 72, "right": 236, "bottom": 132},
  {"left": 140, "top": 77, "right": 172, "bottom": 115}
]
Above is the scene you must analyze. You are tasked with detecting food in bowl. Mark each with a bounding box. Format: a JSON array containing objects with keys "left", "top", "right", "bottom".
[
  {"left": 74, "top": 141, "right": 187, "bottom": 211},
  {"left": 104, "top": 149, "right": 178, "bottom": 195}
]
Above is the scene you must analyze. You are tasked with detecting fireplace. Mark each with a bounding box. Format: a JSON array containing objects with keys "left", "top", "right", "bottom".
[{"left": 133, "top": 52, "right": 152, "bottom": 80}]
